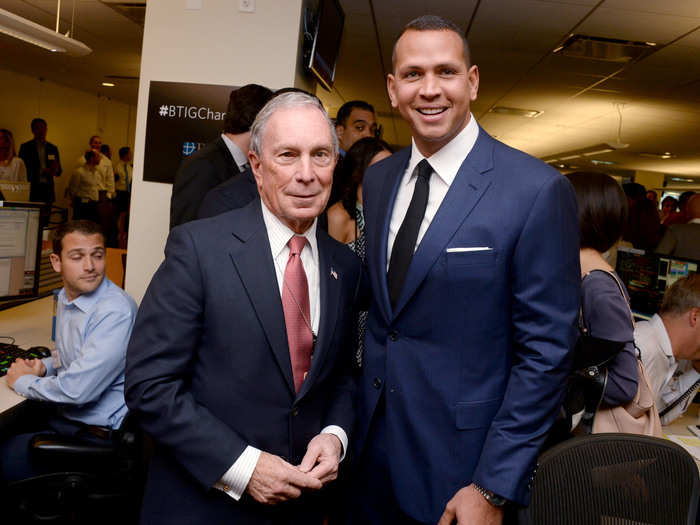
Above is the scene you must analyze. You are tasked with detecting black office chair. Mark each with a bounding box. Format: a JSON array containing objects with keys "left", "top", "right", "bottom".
[
  {"left": 5, "top": 413, "right": 146, "bottom": 524},
  {"left": 523, "top": 433, "right": 699, "bottom": 525}
]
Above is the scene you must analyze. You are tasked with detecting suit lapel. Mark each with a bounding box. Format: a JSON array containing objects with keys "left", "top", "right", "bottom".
[
  {"left": 372, "top": 149, "right": 411, "bottom": 324},
  {"left": 391, "top": 129, "right": 495, "bottom": 317},
  {"left": 228, "top": 200, "right": 296, "bottom": 396},
  {"left": 296, "top": 231, "right": 340, "bottom": 400}
]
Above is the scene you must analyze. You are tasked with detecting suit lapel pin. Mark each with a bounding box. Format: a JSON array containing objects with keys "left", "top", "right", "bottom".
[{"left": 330, "top": 268, "right": 338, "bottom": 280}]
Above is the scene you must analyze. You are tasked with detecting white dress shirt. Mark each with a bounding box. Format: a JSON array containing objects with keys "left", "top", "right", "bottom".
[
  {"left": 387, "top": 114, "right": 479, "bottom": 266},
  {"left": 221, "top": 133, "right": 249, "bottom": 172},
  {"left": 75, "top": 154, "right": 115, "bottom": 197},
  {"left": 215, "top": 201, "right": 347, "bottom": 500},
  {"left": 636, "top": 314, "right": 700, "bottom": 425}
]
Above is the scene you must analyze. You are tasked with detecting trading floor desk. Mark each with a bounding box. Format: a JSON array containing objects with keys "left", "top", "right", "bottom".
[{"left": 0, "top": 295, "right": 53, "bottom": 417}]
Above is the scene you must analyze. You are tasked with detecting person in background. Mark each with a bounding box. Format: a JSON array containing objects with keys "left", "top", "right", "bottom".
[
  {"left": 69, "top": 151, "right": 101, "bottom": 223},
  {"left": 18, "top": 117, "right": 62, "bottom": 206},
  {"left": 0, "top": 129, "right": 27, "bottom": 182},
  {"left": 327, "top": 137, "right": 392, "bottom": 370},
  {"left": 566, "top": 171, "right": 639, "bottom": 409},
  {"left": 661, "top": 195, "right": 679, "bottom": 225},
  {"left": 0, "top": 220, "right": 137, "bottom": 482},
  {"left": 636, "top": 274, "right": 700, "bottom": 425},
  {"left": 656, "top": 194, "right": 700, "bottom": 260},
  {"left": 328, "top": 101, "right": 378, "bottom": 208},
  {"left": 100, "top": 143, "right": 112, "bottom": 160},
  {"left": 114, "top": 146, "right": 133, "bottom": 248},
  {"left": 665, "top": 191, "right": 696, "bottom": 226},
  {"left": 623, "top": 182, "right": 662, "bottom": 252},
  {"left": 646, "top": 189, "right": 659, "bottom": 209},
  {"left": 170, "top": 84, "right": 274, "bottom": 228}
]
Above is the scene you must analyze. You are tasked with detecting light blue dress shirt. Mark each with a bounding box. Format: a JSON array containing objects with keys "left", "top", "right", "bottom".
[{"left": 13, "top": 278, "right": 138, "bottom": 429}]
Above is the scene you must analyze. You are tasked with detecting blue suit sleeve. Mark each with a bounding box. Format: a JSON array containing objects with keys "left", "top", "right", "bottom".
[
  {"left": 472, "top": 174, "right": 581, "bottom": 504},
  {"left": 125, "top": 226, "right": 249, "bottom": 490}
]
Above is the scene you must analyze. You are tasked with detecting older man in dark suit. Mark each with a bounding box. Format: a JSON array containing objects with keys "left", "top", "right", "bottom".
[
  {"left": 169, "top": 83, "right": 273, "bottom": 228},
  {"left": 127, "top": 92, "right": 361, "bottom": 525}
]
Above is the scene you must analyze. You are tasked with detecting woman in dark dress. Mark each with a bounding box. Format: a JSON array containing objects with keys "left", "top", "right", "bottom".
[
  {"left": 565, "top": 171, "right": 639, "bottom": 432},
  {"left": 327, "top": 137, "right": 392, "bottom": 366}
]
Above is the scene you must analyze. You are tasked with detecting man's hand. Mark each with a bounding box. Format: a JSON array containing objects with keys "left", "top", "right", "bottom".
[
  {"left": 298, "top": 433, "right": 342, "bottom": 485},
  {"left": 246, "top": 451, "right": 322, "bottom": 505},
  {"left": 437, "top": 484, "right": 504, "bottom": 525},
  {"left": 6, "top": 358, "right": 46, "bottom": 389}
]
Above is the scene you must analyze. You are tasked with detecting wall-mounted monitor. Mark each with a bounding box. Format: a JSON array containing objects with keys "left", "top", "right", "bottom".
[{"left": 307, "top": 0, "right": 345, "bottom": 91}]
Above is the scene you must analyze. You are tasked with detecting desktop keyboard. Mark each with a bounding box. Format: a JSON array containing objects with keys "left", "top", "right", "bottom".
[{"left": 0, "top": 344, "right": 51, "bottom": 377}]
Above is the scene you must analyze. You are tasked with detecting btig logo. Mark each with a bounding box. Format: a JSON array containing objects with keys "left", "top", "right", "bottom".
[
  {"left": 182, "top": 142, "right": 205, "bottom": 157},
  {"left": 158, "top": 105, "right": 225, "bottom": 121}
]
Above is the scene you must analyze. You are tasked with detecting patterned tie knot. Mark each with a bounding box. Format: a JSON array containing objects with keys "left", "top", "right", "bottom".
[
  {"left": 416, "top": 159, "right": 433, "bottom": 181},
  {"left": 288, "top": 235, "right": 306, "bottom": 256}
]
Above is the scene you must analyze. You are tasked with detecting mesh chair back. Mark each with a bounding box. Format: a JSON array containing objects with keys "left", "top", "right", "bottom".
[{"left": 527, "top": 433, "right": 699, "bottom": 525}]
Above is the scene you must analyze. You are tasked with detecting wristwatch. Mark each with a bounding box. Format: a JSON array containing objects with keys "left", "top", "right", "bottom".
[{"left": 473, "top": 484, "right": 508, "bottom": 507}]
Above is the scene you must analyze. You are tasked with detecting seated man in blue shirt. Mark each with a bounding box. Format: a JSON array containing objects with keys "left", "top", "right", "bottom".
[{"left": 0, "top": 220, "right": 137, "bottom": 481}]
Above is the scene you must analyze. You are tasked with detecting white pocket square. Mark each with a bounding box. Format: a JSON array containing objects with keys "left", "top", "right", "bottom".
[{"left": 446, "top": 247, "right": 492, "bottom": 253}]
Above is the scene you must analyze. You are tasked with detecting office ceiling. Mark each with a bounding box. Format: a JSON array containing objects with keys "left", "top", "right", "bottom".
[{"left": 1, "top": 0, "right": 699, "bottom": 181}]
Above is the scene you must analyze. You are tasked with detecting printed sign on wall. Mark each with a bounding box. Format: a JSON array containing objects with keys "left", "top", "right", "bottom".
[{"left": 143, "top": 80, "right": 238, "bottom": 184}]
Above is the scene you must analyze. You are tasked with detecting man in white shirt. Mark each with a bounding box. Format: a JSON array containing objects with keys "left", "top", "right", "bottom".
[
  {"left": 636, "top": 274, "right": 700, "bottom": 425},
  {"left": 125, "top": 92, "right": 361, "bottom": 524},
  {"left": 656, "top": 194, "right": 700, "bottom": 260}
]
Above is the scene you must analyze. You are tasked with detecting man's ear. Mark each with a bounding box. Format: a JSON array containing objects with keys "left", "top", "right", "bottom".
[
  {"left": 335, "top": 124, "right": 345, "bottom": 144},
  {"left": 49, "top": 253, "right": 62, "bottom": 274},
  {"left": 689, "top": 307, "right": 700, "bottom": 328},
  {"left": 248, "top": 150, "right": 263, "bottom": 188}
]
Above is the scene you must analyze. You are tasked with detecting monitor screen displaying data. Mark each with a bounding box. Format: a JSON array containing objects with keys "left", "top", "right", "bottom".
[
  {"left": 616, "top": 246, "right": 698, "bottom": 317},
  {"left": 0, "top": 202, "right": 42, "bottom": 300}
]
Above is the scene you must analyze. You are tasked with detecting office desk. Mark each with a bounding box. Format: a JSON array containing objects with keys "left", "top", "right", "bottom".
[
  {"left": 663, "top": 403, "right": 700, "bottom": 470},
  {"left": 0, "top": 295, "right": 54, "bottom": 414}
]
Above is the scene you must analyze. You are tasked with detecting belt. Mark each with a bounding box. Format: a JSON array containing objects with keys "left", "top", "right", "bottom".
[{"left": 83, "top": 424, "right": 113, "bottom": 440}]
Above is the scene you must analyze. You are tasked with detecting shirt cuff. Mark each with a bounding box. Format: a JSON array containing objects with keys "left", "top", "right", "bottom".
[
  {"left": 10, "top": 374, "right": 35, "bottom": 397},
  {"left": 321, "top": 425, "right": 348, "bottom": 462},
  {"left": 214, "top": 446, "right": 261, "bottom": 501}
]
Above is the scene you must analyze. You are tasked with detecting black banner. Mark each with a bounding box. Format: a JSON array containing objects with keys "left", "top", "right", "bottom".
[{"left": 143, "top": 80, "right": 238, "bottom": 184}]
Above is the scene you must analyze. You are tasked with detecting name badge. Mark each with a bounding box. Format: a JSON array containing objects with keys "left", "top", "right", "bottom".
[{"left": 48, "top": 154, "right": 56, "bottom": 161}]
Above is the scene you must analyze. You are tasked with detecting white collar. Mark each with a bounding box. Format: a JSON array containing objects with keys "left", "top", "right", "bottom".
[
  {"left": 405, "top": 112, "right": 479, "bottom": 187},
  {"left": 260, "top": 200, "right": 318, "bottom": 261},
  {"left": 221, "top": 133, "right": 248, "bottom": 170},
  {"left": 650, "top": 313, "right": 675, "bottom": 361}
]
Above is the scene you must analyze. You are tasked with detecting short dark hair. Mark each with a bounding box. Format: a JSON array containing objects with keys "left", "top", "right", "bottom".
[
  {"left": 679, "top": 191, "right": 696, "bottom": 210},
  {"left": 660, "top": 274, "right": 700, "bottom": 317},
  {"left": 335, "top": 101, "right": 375, "bottom": 128},
  {"left": 662, "top": 195, "right": 678, "bottom": 210},
  {"left": 622, "top": 182, "right": 646, "bottom": 201},
  {"left": 340, "top": 137, "right": 393, "bottom": 216},
  {"left": 30, "top": 118, "right": 47, "bottom": 131},
  {"left": 52, "top": 220, "right": 105, "bottom": 256},
  {"left": 566, "top": 171, "right": 628, "bottom": 253},
  {"left": 89, "top": 135, "right": 101, "bottom": 144},
  {"left": 84, "top": 150, "right": 97, "bottom": 163},
  {"left": 100, "top": 144, "right": 111, "bottom": 157},
  {"left": 223, "top": 84, "right": 274, "bottom": 134},
  {"left": 392, "top": 15, "right": 471, "bottom": 72},
  {"left": 118, "top": 146, "right": 130, "bottom": 159}
]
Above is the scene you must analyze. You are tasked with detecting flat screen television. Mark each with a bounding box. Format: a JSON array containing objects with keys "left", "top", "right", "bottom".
[{"left": 307, "top": 0, "right": 345, "bottom": 91}]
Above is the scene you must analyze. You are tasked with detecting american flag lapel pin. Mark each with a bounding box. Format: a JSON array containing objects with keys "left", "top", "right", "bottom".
[{"left": 330, "top": 267, "right": 338, "bottom": 280}]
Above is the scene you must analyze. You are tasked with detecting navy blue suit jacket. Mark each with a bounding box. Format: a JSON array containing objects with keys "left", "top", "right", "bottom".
[
  {"left": 198, "top": 167, "right": 258, "bottom": 220},
  {"left": 355, "top": 127, "right": 580, "bottom": 522},
  {"left": 126, "top": 200, "right": 361, "bottom": 524},
  {"left": 18, "top": 139, "right": 62, "bottom": 203}
]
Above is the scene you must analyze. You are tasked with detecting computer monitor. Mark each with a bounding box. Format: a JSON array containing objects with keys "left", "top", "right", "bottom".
[
  {"left": 0, "top": 201, "right": 42, "bottom": 300},
  {"left": 616, "top": 246, "right": 698, "bottom": 318}
]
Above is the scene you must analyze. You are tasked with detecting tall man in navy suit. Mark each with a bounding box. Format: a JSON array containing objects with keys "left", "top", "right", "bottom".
[
  {"left": 351, "top": 16, "right": 580, "bottom": 524},
  {"left": 126, "top": 92, "right": 361, "bottom": 524}
]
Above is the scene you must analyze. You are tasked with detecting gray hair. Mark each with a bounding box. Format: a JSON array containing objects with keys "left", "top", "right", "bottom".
[
  {"left": 249, "top": 91, "right": 338, "bottom": 157},
  {"left": 660, "top": 274, "right": 700, "bottom": 317}
]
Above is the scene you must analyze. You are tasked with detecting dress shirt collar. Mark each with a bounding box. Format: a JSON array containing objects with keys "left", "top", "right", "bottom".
[
  {"left": 260, "top": 200, "right": 318, "bottom": 262},
  {"left": 60, "top": 276, "right": 110, "bottom": 313},
  {"left": 650, "top": 313, "right": 675, "bottom": 361},
  {"left": 405, "top": 112, "right": 479, "bottom": 188},
  {"left": 221, "top": 133, "right": 248, "bottom": 171}
]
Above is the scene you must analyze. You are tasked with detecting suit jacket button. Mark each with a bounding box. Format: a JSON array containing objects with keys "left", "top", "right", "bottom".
[
  {"left": 292, "top": 407, "right": 299, "bottom": 416},
  {"left": 373, "top": 377, "right": 382, "bottom": 389},
  {"left": 389, "top": 331, "right": 398, "bottom": 341}
]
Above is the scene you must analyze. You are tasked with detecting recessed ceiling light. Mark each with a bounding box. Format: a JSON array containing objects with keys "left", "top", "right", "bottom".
[
  {"left": 489, "top": 106, "right": 543, "bottom": 118},
  {"left": 639, "top": 152, "right": 676, "bottom": 159},
  {"left": 590, "top": 159, "right": 617, "bottom": 165},
  {"left": 101, "top": 82, "right": 115, "bottom": 87}
]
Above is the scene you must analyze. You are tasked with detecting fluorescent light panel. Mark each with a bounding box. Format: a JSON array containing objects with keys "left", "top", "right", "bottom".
[{"left": 0, "top": 8, "right": 91, "bottom": 56}]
